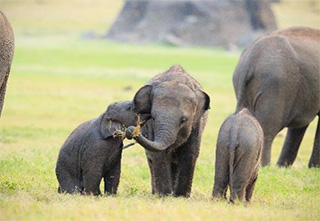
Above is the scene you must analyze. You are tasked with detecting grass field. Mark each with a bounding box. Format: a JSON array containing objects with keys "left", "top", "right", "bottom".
[{"left": 0, "top": 0, "right": 320, "bottom": 220}]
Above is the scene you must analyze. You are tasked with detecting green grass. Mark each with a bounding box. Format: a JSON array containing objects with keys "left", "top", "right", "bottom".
[
  {"left": 0, "top": 36, "right": 319, "bottom": 221},
  {"left": 0, "top": 0, "right": 320, "bottom": 220}
]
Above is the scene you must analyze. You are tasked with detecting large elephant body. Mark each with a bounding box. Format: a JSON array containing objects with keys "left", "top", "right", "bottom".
[
  {"left": 0, "top": 11, "right": 14, "bottom": 116},
  {"left": 233, "top": 27, "right": 320, "bottom": 167},
  {"left": 129, "top": 65, "right": 210, "bottom": 196}
]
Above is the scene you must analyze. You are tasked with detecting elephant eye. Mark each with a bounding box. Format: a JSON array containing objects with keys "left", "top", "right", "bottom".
[{"left": 180, "top": 117, "right": 187, "bottom": 126}]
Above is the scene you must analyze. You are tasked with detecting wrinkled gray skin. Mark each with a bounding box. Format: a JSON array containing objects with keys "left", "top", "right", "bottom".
[
  {"left": 233, "top": 27, "right": 320, "bottom": 167},
  {"left": 212, "top": 108, "right": 263, "bottom": 203},
  {"left": 126, "top": 65, "right": 210, "bottom": 197},
  {"left": 56, "top": 101, "right": 149, "bottom": 195},
  {"left": 0, "top": 11, "right": 14, "bottom": 116}
]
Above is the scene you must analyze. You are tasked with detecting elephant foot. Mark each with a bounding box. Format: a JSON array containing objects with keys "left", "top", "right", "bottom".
[
  {"left": 153, "top": 191, "right": 172, "bottom": 197},
  {"left": 276, "top": 159, "right": 293, "bottom": 168},
  {"left": 308, "top": 161, "right": 320, "bottom": 168},
  {"left": 173, "top": 193, "right": 189, "bottom": 198}
]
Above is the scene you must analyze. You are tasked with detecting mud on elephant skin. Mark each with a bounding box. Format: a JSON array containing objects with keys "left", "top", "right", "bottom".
[
  {"left": 233, "top": 27, "right": 320, "bottom": 167},
  {"left": 212, "top": 108, "right": 263, "bottom": 203},
  {"left": 0, "top": 11, "right": 14, "bottom": 117},
  {"left": 126, "top": 65, "right": 210, "bottom": 197},
  {"left": 55, "top": 101, "right": 149, "bottom": 195}
]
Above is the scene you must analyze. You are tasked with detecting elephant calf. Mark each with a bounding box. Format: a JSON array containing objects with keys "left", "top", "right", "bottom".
[
  {"left": 212, "top": 108, "right": 263, "bottom": 203},
  {"left": 55, "top": 101, "right": 148, "bottom": 195}
]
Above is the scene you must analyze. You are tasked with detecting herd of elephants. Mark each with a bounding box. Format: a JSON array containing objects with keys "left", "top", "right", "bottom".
[{"left": 0, "top": 11, "right": 319, "bottom": 203}]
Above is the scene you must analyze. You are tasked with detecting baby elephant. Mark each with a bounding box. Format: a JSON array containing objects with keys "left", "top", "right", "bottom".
[
  {"left": 56, "top": 101, "right": 148, "bottom": 195},
  {"left": 212, "top": 108, "right": 264, "bottom": 203}
]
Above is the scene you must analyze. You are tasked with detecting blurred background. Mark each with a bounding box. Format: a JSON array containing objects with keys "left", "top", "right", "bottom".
[{"left": 1, "top": 0, "right": 319, "bottom": 43}]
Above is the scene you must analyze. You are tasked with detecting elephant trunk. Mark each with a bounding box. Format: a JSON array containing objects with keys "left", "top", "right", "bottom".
[{"left": 133, "top": 121, "right": 177, "bottom": 152}]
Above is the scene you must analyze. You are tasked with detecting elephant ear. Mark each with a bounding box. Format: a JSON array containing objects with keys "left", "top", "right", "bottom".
[
  {"left": 133, "top": 85, "right": 153, "bottom": 114},
  {"left": 100, "top": 114, "right": 122, "bottom": 139},
  {"left": 194, "top": 90, "right": 210, "bottom": 122}
]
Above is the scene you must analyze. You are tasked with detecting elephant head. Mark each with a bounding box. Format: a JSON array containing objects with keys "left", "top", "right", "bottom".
[
  {"left": 130, "top": 80, "right": 210, "bottom": 151},
  {"left": 100, "top": 101, "right": 150, "bottom": 139}
]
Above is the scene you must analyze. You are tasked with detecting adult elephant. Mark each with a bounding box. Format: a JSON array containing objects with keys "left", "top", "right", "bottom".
[
  {"left": 233, "top": 27, "right": 320, "bottom": 167},
  {"left": 0, "top": 11, "right": 14, "bottom": 116},
  {"left": 127, "top": 65, "right": 210, "bottom": 196}
]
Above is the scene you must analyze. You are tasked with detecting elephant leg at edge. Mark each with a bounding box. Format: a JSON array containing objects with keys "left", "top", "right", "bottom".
[
  {"left": 309, "top": 116, "right": 320, "bottom": 168},
  {"left": 277, "top": 126, "right": 308, "bottom": 167},
  {"left": 104, "top": 159, "right": 121, "bottom": 195},
  {"left": 0, "top": 66, "right": 10, "bottom": 114}
]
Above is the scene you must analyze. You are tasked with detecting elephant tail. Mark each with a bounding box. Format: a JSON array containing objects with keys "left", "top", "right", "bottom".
[{"left": 228, "top": 118, "right": 239, "bottom": 202}]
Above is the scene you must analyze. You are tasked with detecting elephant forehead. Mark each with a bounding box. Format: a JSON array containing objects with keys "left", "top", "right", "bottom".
[
  {"left": 106, "top": 101, "right": 136, "bottom": 120},
  {"left": 154, "top": 82, "right": 197, "bottom": 99},
  {"left": 152, "top": 93, "right": 197, "bottom": 114}
]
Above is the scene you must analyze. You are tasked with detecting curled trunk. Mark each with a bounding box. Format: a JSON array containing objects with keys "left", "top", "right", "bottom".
[{"left": 134, "top": 122, "right": 177, "bottom": 152}]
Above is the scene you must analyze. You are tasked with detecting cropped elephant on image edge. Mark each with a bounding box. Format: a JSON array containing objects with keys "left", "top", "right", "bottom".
[
  {"left": 233, "top": 27, "right": 320, "bottom": 167},
  {"left": 0, "top": 11, "right": 14, "bottom": 117}
]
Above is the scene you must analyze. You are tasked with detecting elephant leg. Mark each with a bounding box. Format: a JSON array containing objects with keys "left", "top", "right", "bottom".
[
  {"left": 171, "top": 159, "right": 178, "bottom": 190},
  {"left": 212, "top": 146, "right": 229, "bottom": 200},
  {"left": 57, "top": 171, "right": 82, "bottom": 194},
  {"left": 245, "top": 176, "right": 258, "bottom": 202},
  {"left": 83, "top": 170, "right": 102, "bottom": 196},
  {"left": 259, "top": 119, "right": 281, "bottom": 166},
  {"left": 309, "top": 116, "right": 320, "bottom": 168},
  {"left": 229, "top": 180, "right": 246, "bottom": 203},
  {"left": 253, "top": 91, "right": 285, "bottom": 166},
  {"left": 104, "top": 159, "right": 121, "bottom": 195},
  {"left": 261, "top": 132, "right": 278, "bottom": 167},
  {"left": 146, "top": 156, "right": 156, "bottom": 194},
  {"left": 277, "top": 126, "right": 309, "bottom": 167},
  {"left": 146, "top": 151, "right": 173, "bottom": 196},
  {"left": 145, "top": 121, "right": 156, "bottom": 193},
  {"left": 56, "top": 161, "right": 82, "bottom": 194},
  {"left": 173, "top": 154, "right": 196, "bottom": 197},
  {"left": 173, "top": 127, "right": 202, "bottom": 197},
  {"left": 229, "top": 173, "right": 248, "bottom": 203},
  {"left": 230, "top": 149, "right": 257, "bottom": 203}
]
